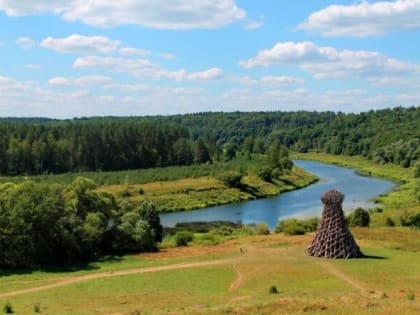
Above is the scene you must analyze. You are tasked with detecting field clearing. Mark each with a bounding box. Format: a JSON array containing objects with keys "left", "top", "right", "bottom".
[
  {"left": 98, "top": 166, "right": 317, "bottom": 212},
  {"left": 1, "top": 229, "right": 419, "bottom": 314}
]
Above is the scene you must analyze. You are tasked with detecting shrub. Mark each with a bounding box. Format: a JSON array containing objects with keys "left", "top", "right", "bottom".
[
  {"left": 258, "top": 167, "right": 273, "bottom": 182},
  {"left": 33, "top": 303, "right": 41, "bottom": 313},
  {"left": 174, "top": 231, "right": 194, "bottom": 247},
  {"left": 348, "top": 208, "right": 370, "bottom": 227},
  {"left": 218, "top": 172, "right": 243, "bottom": 188},
  {"left": 118, "top": 187, "right": 131, "bottom": 198},
  {"left": 407, "top": 291, "right": 415, "bottom": 301},
  {"left": 400, "top": 212, "right": 420, "bottom": 228},
  {"left": 275, "top": 219, "right": 306, "bottom": 235},
  {"left": 275, "top": 217, "right": 318, "bottom": 235},
  {"left": 3, "top": 302, "right": 13, "bottom": 314},
  {"left": 385, "top": 217, "right": 395, "bottom": 227},
  {"left": 255, "top": 223, "right": 270, "bottom": 235},
  {"left": 269, "top": 285, "right": 278, "bottom": 294}
]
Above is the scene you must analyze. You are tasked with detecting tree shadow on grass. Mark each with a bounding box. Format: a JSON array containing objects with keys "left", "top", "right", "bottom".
[{"left": 0, "top": 255, "right": 124, "bottom": 277}]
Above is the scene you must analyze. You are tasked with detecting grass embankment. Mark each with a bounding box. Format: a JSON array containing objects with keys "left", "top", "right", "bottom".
[
  {"left": 100, "top": 165, "right": 316, "bottom": 212},
  {"left": 293, "top": 152, "right": 420, "bottom": 226},
  {"left": 0, "top": 155, "right": 317, "bottom": 213},
  {"left": 1, "top": 229, "right": 419, "bottom": 315}
]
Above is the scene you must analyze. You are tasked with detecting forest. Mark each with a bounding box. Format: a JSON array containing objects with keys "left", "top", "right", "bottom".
[
  {"left": 0, "top": 177, "right": 162, "bottom": 268},
  {"left": 0, "top": 106, "right": 418, "bottom": 176}
]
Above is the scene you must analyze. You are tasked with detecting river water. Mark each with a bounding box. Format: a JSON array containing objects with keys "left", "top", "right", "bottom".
[{"left": 160, "top": 160, "right": 395, "bottom": 229}]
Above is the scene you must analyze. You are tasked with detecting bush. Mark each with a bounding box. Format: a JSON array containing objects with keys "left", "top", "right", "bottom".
[
  {"left": 275, "top": 219, "right": 306, "bottom": 235},
  {"left": 275, "top": 217, "right": 318, "bottom": 235},
  {"left": 385, "top": 217, "right": 395, "bottom": 227},
  {"left": 269, "top": 285, "right": 278, "bottom": 294},
  {"left": 175, "top": 231, "right": 194, "bottom": 247},
  {"left": 348, "top": 208, "right": 370, "bottom": 227},
  {"left": 3, "top": 302, "right": 13, "bottom": 314},
  {"left": 258, "top": 167, "right": 273, "bottom": 182},
  {"left": 255, "top": 223, "right": 270, "bottom": 235},
  {"left": 118, "top": 187, "right": 131, "bottom": 197},
  {"left": 33, "top": 303, "right": 41, "bottom": 313},
  {"left": 400, "top": 212, "right": 420, "bottom": 228},
  {"left": 218, "top": 172, "right": 243, "bottom": 188}
]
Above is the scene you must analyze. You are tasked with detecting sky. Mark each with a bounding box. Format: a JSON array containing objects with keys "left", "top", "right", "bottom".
[{"left": 0, "top": 0, "right": 419, "bottom": 118}]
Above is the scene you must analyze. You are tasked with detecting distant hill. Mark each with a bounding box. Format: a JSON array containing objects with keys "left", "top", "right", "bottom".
[{"left": 0, "top": 106, "right": 418, "bottom": 175}]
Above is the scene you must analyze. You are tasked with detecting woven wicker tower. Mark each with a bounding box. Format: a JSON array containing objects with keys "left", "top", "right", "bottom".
[{"left": 307, "top": 189, "right": 362, "bottom": 259}]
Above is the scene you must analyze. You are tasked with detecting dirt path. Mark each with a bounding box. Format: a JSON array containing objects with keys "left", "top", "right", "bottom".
[
  {"left": 0, "top": 258, "right": 235, "bottom": 299},
  {"left": 318, "top": 261, "right": 366, "bottom": 293}
]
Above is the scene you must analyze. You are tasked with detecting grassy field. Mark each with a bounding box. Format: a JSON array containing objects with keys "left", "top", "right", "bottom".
[
  {"left": 293, "top": 152, "right": 420, "bottom": 227},
  {"left": 1, "top": 154, "right": 419, "bottom": 314},
  {"left": 0, "top": 155, "right": 317, "bottom": 213},
  {"left": 99, "top": 165, "right": 316, "bottom": 212},
  {"left": 1, "top": 228, "right": 419, "bottom": 315}
]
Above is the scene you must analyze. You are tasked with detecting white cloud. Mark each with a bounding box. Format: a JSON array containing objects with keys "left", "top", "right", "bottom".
[
  {"left": 25, "top": 64, "right": 41, "bottom": 70},
  {"left": 229, "top": 75, "right": 304, "bottom": 86},
  {"left": 260, "top": 76, "right": 304, "bottom": 86},
  {"left": 299, "top": 0, "right": 420, "bottom": 37},
  {"left": 245, "top": 15, "right": 264, "bottom": 30},
  {"left": 159, "top": 52, "right": 176, "bottom": 60},
  {"left": 16, "top": 36, "right": 36, "bottom": 49},
  {"left": 40, "top": 34, "right": 121, "bottom": 54},
  {"left": 0, "top": 0, "right": 246, "bottom": 29},
  {"left": 73, "top": 55, "right": 224, "bottom": 81},
  {"left": 118, "top": 47, "right": 151, "bottom": 57},
  {"left": 187, "top": 68, "right": 224, "bottom": 81},
  {"left": 239, "top": 41, "right": 417, "bottom": 80},
  {"left": 1, "top": 74, "right": 418, "bottom": 117},
  {"left": 0, "top": 0, "right": 70, "bottom": 16},
  {"left": 48, "top": 75, "right": 113, "bottom": 86}
]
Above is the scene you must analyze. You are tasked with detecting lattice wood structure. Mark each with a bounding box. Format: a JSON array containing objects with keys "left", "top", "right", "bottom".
[{"left": 307, "top": 189, "right": 363, "bottom": 259}]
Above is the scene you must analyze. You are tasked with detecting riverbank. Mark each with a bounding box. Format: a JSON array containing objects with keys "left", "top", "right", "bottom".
[
  {"left": 99, "top": 165, "right": 318, "bottom": 213},
  {"left": 293, "top": 152, "right": 420, "bottom": 226}
]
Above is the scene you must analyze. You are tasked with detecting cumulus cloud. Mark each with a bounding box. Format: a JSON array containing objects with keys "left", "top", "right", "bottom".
[
  {"left": 118, "top": 47, "right": 151, "bottom": 57},
  {"left": 48, "top": 75, "right": 113, "bottom": 86},
  {"left": 239, "top": 41, "right": 416, "bottom": 80},
  {"left": 244, "top": 15, "right": 264, "bottom": 30},
  {"left": 73, "top": 55, "right": 224, "bottom": 81},
  {"left": 1, "top": 74, "right": 418, "bottom": 117},
  {"left": 230, "top": 75, "right": 304, "bottom": 86},
  {"left": 0, "top": 0, "right": 70, "bottom": 16},
  {"left": 16, "top": 36, "right": 36, "bottom": 49},
  {"left": 159, "top": 52, "right": 176, "bottom": 60},
  {"left": 0, "top": 0, "right": 246, "bottom": 29},
  {"left": 299, "top": 0, "right": 420, "bottom": 37},
  {"left": 187, "top": 68, "right": 224, "bottom": 81},
  {"left": 40, "top": 34, "right": 121, "bottom": 54}
]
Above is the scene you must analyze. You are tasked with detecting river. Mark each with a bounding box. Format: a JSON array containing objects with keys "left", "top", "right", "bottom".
[{"left": 160, "top": 160, "right": 395, "bottom": 230}]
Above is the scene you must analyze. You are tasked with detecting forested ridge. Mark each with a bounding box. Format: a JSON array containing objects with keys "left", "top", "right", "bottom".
[{"left": 0, "top": 106, "right": 418, "bottom": 176}]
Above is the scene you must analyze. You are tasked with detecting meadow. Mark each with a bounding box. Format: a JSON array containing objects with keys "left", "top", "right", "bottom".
[
  {"left": 1, "top": 228, "right": 419, "bottom": 315},
  {"left": 1, "top": 154, "right": 419, "bottom": 314}
]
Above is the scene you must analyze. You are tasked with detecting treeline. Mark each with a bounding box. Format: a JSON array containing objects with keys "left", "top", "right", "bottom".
[
  {"left": 0, "top": 106, "right": 418, "bottom": 175},
  {"left": 0, "top": 177, "right": 162, "bottom": 268},
  {"left": 0, "top": 121, "right": 211, "bottom": 175},
  {"left": 140, "top": 106, "right": 419, "bottom": 168}
]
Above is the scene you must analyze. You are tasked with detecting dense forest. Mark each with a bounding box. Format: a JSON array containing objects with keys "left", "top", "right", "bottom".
[
  {"left": 0, "top": 177, "right": 162, "bottom": 268},
  {"left": 0, "top": 106, "right": 418, "bottom": 176}
]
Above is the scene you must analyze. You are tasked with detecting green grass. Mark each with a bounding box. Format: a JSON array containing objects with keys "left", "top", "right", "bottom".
[
  {"left": 98, "top": 165, "right": 316, "bottom": 213},
  {"left": 0, "top": 155, "right": 272, "bottom": 186},
  {"left": 2, "top": 229, "right": 419, "bottom": 314}
]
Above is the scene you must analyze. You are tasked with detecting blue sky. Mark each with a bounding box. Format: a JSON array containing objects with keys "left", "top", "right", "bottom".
[{"left": 0, "top": 0, "right": 419, "bottom": 118}]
